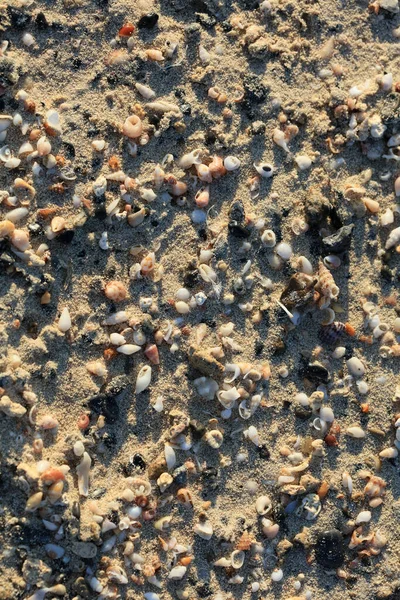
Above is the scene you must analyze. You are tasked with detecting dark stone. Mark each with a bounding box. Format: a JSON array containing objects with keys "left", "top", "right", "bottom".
[
  {"left": 183, "top": 263, "right": 200, "bottom": 288},
  {"left": 130, "top": 453, "right": 146, "bottom": 471},
  {"left": 87, "top": 392, "right": 120, "bottom": 424},
  {"left": 280, "top": 273, "right": 316, "bottom": 311},
  {"left": 12, "top": 523, "right": 51, "bottom": 546},
  {"left": 57, "top": 229, "right": 75, "bottom": 244},
  {"left": 228, "top": 200, "right": 250, "bottom": 238},
  {"left": 137, "top": 13, "right": 159, "bottom": 29},
  {"left": 72, "top": 501, "right": 81, "bottom": 519},
  {"left": 228, "top": 222, "right": 250, "bottom": 238},
  {"left": 72, "top": 58, "right": 82, "bottom": 70},
  {"left": 35, "top": 12, "right": 49, "bottom": 29},
  {"left": 258, "top": 444, "right": 270, "bottom": 459},
  {"left": 196, "top": 12, "right": 217, "bottom": 28},
  {"left": 243, "top": 74, "right": 268, "bottom": 103},
  {"left": 315, "top": 529, "right": 345, "bottom": 568},
  {"left": 181, "top": 103, "right": 192, "bottom": 115},
  {"left": 321, "top": 224, "right": 354, "bottom": 253},
  {"left": 229, "top": 200, "right": 245, "bottom": 223},
  {"left": 295, "top": 405, "right": 312, "bottom": 419},
  {"left": 7, "top": 7, "right": 32, "bottom": 29},
  {"left": 302, "top": 362, "right": 330, "bottom": 384},
  {"left": 62, "top": 141, "right": 76, "bottom": 158},
  {"left": 197, "top": 584, "right": 212, "bottom": 597}
]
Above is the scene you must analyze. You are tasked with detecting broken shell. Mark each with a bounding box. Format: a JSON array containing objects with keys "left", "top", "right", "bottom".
[
  {"left": 194, "top": 520, "right": 213, "bottom": 539},
  {"left": 224, "top": 156, "right": 241, "bottom": 171},
  {"left": 205, "top": 429, "right": 224, "bottom": 448},
  {"left": 37, "top": 136, "right": 52, "bottom": 156},
  {"left": 123, "top": 115, "right": 143, "bottom": 139},
  {"left": 231, "top": 550, "right": 245, "bottom": 569},
  {"left": 179, "top": 149, "right": 202, "bottom": 169},
  {"left": 11, "top": 229, "right": 30, "bottom": 251},
  {"left": 135, "top": 365, "right": 152, "bottom": 393},
  {"left": 261, "top": 229, "right": 276, "bottom": 247},
  {"left": 105, "top": 281, "right": 127, "bottom": 302},
  {"left": 0, "top": 115, "right": 12, "bottom": 133},
  {"left": 256, "top": 495, "right": 272, "bottom": 515},
  {"left": 379, "top": 447, "right": 398, "bottom": 458},
  {"left": 254, "top": 162, "right": 276, "bottom": 178},
  {"left": 273, "top": 128, "right": 289, "bottom": 152}
]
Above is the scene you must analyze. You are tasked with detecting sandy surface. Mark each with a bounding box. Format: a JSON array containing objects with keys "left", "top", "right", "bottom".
[{"left": 1, "top": 0, "right": 400, "bottom": 598}]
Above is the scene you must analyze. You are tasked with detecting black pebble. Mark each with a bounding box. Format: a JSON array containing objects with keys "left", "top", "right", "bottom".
[
  {"left": 137, "top": 13, "right": 159, "bottom": 29},
  {"left": 302, "top": 362, "right": 330, "bottom": 384},
  {"left": 258, "top": 444, "right": 270, "bottom": 459},
  {"left": 321, "top": 224, "right": 354, "bottom": 253},
  {"left": 35, "top": 12, "right": 48, "bottom": 29},
  {"left": 7, "top": 7, "right": 32, "bottom": 29},
  {"left": 315, "top": 529, "right": 345, "bottom": 568},
  {"left": 57, "top": 229, "right": 75, "bottom": 244},
  {"left": 130, "top": 453, "right": 147, "bottom": 471}
]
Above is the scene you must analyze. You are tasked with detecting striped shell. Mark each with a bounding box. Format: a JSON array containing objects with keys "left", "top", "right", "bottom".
[
  {"left": 319, "top": 321, "right": 346, "bottom": 345},
  {"left": 317, "top": 262, "right": 339, "bottom": 300}
]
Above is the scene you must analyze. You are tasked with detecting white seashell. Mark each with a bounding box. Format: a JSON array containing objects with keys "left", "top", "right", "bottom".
[
  {"left": 254, "top": 162, "right": 276, "bottom": 178},
  {"left": 273, "top": 128, "right": 289, "bottom": 152},
  {"left": 349, "top": 85, "right": 362, "bottom": 98},
  {"left": 224, "top": 363, "right": 241, "bottom": 383},
  {"left": 276, "top": 242, "right": 292, "bottom": 260},
  {"left": 117, "top": 344, "right": 141, "bottom": 355},
  {"left": 223, "top": 156, "right": 240, "bottom": 171},
  {"left": 231, "top": 550, "right": 245, "bottom": 569},
  {"left": 45, "top": 109, "right": 62, "bottom": 134},
  {"left": 256, "top": 495, "right": 272, "bottom": 515},
  {"left": 144, "top": 594, "right": 160, "bottom": 600},
  {"left": 0, "top": 144, "right": 11, "bottom": 162},
  {"left": 37, "top": 136, "right": 51, "bottom": 156},
  {"left": 342, "top": 471, "right": 353, "bottom": 494},
  {"left": 135, "top": 82, "right": 156, "bottom": 99},
  {"left": 18, "top": 142, "right": 34, "bottom": 156},
  {"left": 179, "top": 149, "right": 202, "bottom": 169},
  {"left": 380, "top": 208, "right": 394, "bottom": 227},
  {"left": 381, "top": 72, "right": 393, "bottom": 91},
  {"left": 295, "top": 154, "right": 312, "bottom": 170},
  {"left": 0, "top": 115, "right": 12, "bottom": 133},
  {"left": 92, "top": 140, "right": 106, "bottom": 151},
  {"left": 271, "top": 569, "right": 283, "bottom": 582},
  {"left": 320, "top": 406, "right": 334, "bottom": 422},
  {"left": 346, "top": 426, "right": 366, "bottom": 438},
  {"left": 214, "top": 557, "right": 231, "bottom": 567},
  {"left": 93, "top": 175, "right": 107, "bottom": 197},
  {"left": 217, "top": 387, "right": 240, "bottom": 409},
  {"left": 379, "top": 447, "right": 398, "bottom": 458},
  {"left": 6, "top": 207, "right": 28, "bottom": 223},
  {"left": 165, "top": 444, "right": 176, "bottom": 470},
  {"left": 261, "top": 229, "right": 276, "bottom": 247},
  {"left": 346, "top": 357, "right": 365, "bottom": 377},
  {"left": 194, "top": 520, "right": 213, "bottom": 539},
  {"left": 5, "top": 157, "right": 21, "bottom": 169},
  {"left": 323, "top": 255, "right": 341, "bottom": 269},
  {"left": 152, "top": 395, "right": 164, "bottom": 412},
  {"left": 199, "top": 45, "right": 210, "bottom": 63},
  {"left": 295, "top": 392, "right": 309, "bottom": 406},
  {"left": 140, "top": 188, "right": 157, "bottom": 202},
  {"left": 135, "top": 365, "right": 152, "bottom": 393},
  {"left": 175, "top": 300, "right": 190, "bottom": 314},
  {"left": 99, "top": 231, "right": 109, "bottom": 250},
  {"left": 104, "top": 311, "right": 128, "bottom": 325},
  {"left": 356, "top": 510, "right": 371, "bottom": 524},
  {"left": 297, "top": 255, "right": 313, "bottom": 274},
  {"left": 385, "top": 226, "right": 400, "bottom": 249},
  {"left": 245, "top": 425, "right": 260, "bottom": 446},
  {"left": 77, "top": 452, "right": 91, "bottom": 496},
  {"left": 58, "top": 307, "right": 71, "bottom": 332},
  {"left": 110, "top": 333, "right": 126, "bottom": 346},
  {"left": 332, "top": 346, "right": 346, "bottom": 359},
  {"left": 198, "top": 263, "right": 217, "bottom": 282}
]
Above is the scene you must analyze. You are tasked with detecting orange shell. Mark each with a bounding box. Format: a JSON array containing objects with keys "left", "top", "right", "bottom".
[
  {"left": 119, "top": 23, "right": 135, "bottom": 37},
  {"left": 40, "top": 467, "right": 66, "bottom": 484}
]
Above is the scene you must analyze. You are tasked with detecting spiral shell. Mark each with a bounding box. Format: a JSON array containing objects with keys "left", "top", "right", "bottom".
[
  {"left": 317, "top": 262, "right": 339, "bottom": 300},
  {"left": 123, "top": 115, "right": 143, "bottom": 139}
]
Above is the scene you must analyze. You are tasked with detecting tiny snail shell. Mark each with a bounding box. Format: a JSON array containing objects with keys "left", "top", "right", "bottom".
[
  {"left": 224, "top": 156, "right": 241, "bottom": 171},
  {"left": 170, "top": 180, "right": 187, "bottom": 196},
  {"left": 323, "top": 255, "right": 341, "bottom": 269},
  {"left": 262, "top": 519, "right": 279, "bottom": 539},
  {"left": 205, "top": 429, "right": 224, "bottom": 448},
  {"left": 297, "top": 255, "right": 313, "bottom": 275},
  {"left": 272, "top": 128, "right": 289, "bottom": 152},
  {"left": 195, "top": 187, "right": 210, "bottom": 208},
  {"left": 346, "top": 426, "right": 366, "bottom": 438},
  {"left": 256, "top": 495, "right": 272, "bottom": 515},
  {"left": 135, "top": 365, "right": 152, "bottom": 394},
  {"left": 37, "top": 136, "right": 52, "bottom": 156},
  {"left": 123, "top": 115, "right": 143, "bottom": 139},
  {"left": 194, "top": 519, "right": 213, "bottom": 539},
  {"left": 291, "top": 217, "right": 309, "bottom": 235},
  {"left": 276, "top": 242, "right": 292, "bottom": 260},
  {"left": 355, "top": 510, "right": 372, "bottom": 524},
  {"left": 254, "top": 162, "right": 276, "bottom": 178},
  {"left": 231, "top": 550, "right": 245, "bottom": 569},
  {"left": 117, "top": 344, "right": 141, "bottom": 355},
  {"left": 261, "top": 229, "right": 276, "bottom": 247}
]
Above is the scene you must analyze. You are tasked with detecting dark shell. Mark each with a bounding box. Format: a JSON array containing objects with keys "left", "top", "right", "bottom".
[
  {"left": 301, "top": 361, "right": 330, "bottom": 384},
  {"left": 321, "top": 224, "right": 354, "bottom": 253},
  {"left": 319, "top": 321, "right": 346, "bottom": 345},
  {"left": 315, "top": 529, "right": 345, "bottom": 568},
  {"left": 280, "top": 273, "right": 317, "bottom": 310}
]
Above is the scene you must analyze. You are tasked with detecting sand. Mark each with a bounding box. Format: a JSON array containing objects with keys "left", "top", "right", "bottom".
[{"left": 1, "top": 0, "right": 400, "bottom": 598}]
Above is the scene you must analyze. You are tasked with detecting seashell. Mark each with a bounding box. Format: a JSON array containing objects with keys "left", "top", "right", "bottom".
[
  {"left": 296, "top": 493, "right": 321, "bottom": 520},
  {"left": 317, "top": 262, "right": 339, "bottom": 299},
  {"left": 0, "top": 145, "right": 11, "bottom": 162},
  {"left": 231, "top": 550, "right": 245, "bottom": 569},
  {"left": 104, "top": 311, "right": 128, "bottom": 325},
  {"left": 51, "top": 216, "right": 65, "bottom": 233},
  {"left": 0, "top": 115, "right": 12, "bottom": 133},
  {"left": 256, "top": 495, "right": 272, "bottom": 515},
  {"left": 47, "top": 481, "right": 64, "bottom": 504},
  {"left": 153, "top": 165, "right": 165, "bottom": 189},
  {"left": 135, "top": 365, "right": 152, "bottom": 393},
  {"left": 194, "top": 520, "right": 213, "bottom": 539},
  {"left": 245, "top": 425, "right": 260, "bottom": 446},
  {"left": 6, "top": 207, "right": 29, "bottom": 223},
  {"left": 37, "top": 136, "right": 51, "bottom": 156},
  {"left": 86, "top": 360, "right": 107, "bottom": 378},
  {"left": 146, "top": 101, "right": 181, "bottom": 115},
  {"left": 58, "top": 307, "right": 71, "bottom": 332},
  {"left": 224, "top": 156, "right": 241, "bottom": 171},
  {"left": 379, "top": 447, "right": 398, "bottom": 458},
  {"left": 198, "top": 263, "right": 217, "bottom": 283},
  {"left": 123, "top": 115, "right": 143, "bottom": 139},
  {"left": 323, "top": 255, "right": 341, "bottom": 269},
  {"left": 205, "top": 429, "right": 224, "bottom": 448},
  {"left": 381, "top": 72, "right": 393, "bottom": 91},
  {"left": 141, "top": 252, "right": 156, "bottom": 276},
  {"left": 135, "top": 82, "right": 156, "bottom": 99},
  {"left": 385, "top": 226, "right": 400, "bottom": 249},
  {"left": 297, "top": 255, "right": 313, "bottom": 275},
  {"left": 276, "top": 241, "right": 292, "bottom": 260},
  {"left": 144, "top": 344, "right": 159, "bottom": 364},
  {"left": 346, "top": 426, "right": 366, "bottom": 438},
  {"left": 271, "top": 569, "right": 284, "bottom": 582},
  {"left": 320, "top": 308, "right": 335, "bottom": 326},
  {"left": 26, "top": 491, "right": 43, "bottom": 512},
  {"left": 214, "top": 557, "right": 231, "bottom": 567},
  {"left": 0, "top": 219, "right": 15, "bottom": 239},
  {"left": 319, "top": 321, "right": 345, "bottom": 344},
  {"left": 291, "top": 217, "right": 309, "bottom": 235},
  {"left": 320, "top": 406, "right": 334, "bottom": 422},
  {"left": 342, "top": 471, "right": 353, "bottom": 494},
  {"left": 106, "top": 170, "right": 126, "bottom": 182},
  {"left": 169, "top": 180, "right": 187, "bottom": 196},
  {"left": 76, "top": 452, "right": 91, "bottom": 496},
  {"left": 38, "top": 415, "right": 59, "bottom": 429},
  {"left": 356, "top": 510, "right": 371, "bottom": 524},
  {"left": 45, "top": 109, "right": 62, "bottom": 135},
  {"left": 146, "top": 48, "right": 164, "bottom": 61},
  {"left": 128, "top": 207, "right": 146, "bottom": 227},
  {"left": 199, "top": 45, "right": 210, "bottom": 63},
  {"left": 18, "top": 142, "right": 34, "bottom": 156},
  {"left": 295, "top": 154, "right": 312, "bottom": 170},
  {"left": 117, "top": 344, "right": 141, "bottom": 355},
  {"left": 105, "top": 281, "right": 127, "bottom": 302},
  {"left": 208, "top": 155, "right": 227, "bottom": 178},
  {"left": 92, "top": 139, "right": 106, "bottom": 151},
  {"left": 179, "top": 149, "right": 202, "bottom": 169},
  {"left": 254, "top": 162, "right": 276, "bottom": 178},
  {"left": 218, "top": 387, "right": 240, "bottom": 409},
  {"left": 346, "top": 356, "right": 365, "bottom": 377},
  {"left": 119, "top": 22, "right": 135, "bottom": 36},
  {"left": 261, "top": 229, "right": 276, "bottom": 247},
  {"left": 273, "top": 128, "right": 289, "bottom": 152},
  {"left": 93, "top": 175, "right": 107, "bottom": 197},
  {"left": 224, "top": 363, "right": 241, "bottom": 384},
  {"left": 5, "top": 157, "right": 21, "bottom": 169}
]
